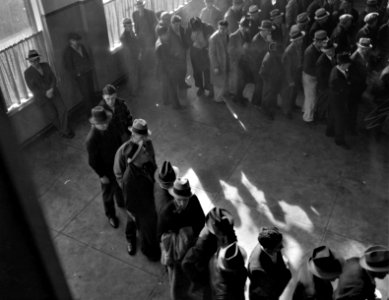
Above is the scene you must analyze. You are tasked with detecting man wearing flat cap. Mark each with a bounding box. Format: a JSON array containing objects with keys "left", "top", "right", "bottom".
[
  {"left": 24, "top": 49, "right": 74, "bottom": 139},
  {"left": 331, "top": 14, "right": 355, "bottom": 54},
  {"left": 357, "top": 12, "right": 380, "bottom": 47},
  {"left": 293, "top": 245, "right": 344, "bottom": 300},
  {"left": 114, "top": 139, "right": 160, "bottom": 260},
  {"left": 309, "top": 8, "right": 335, "bottom": 41},
  {"left": 248, "top": 5, "right": 263, "bottom": 39},
  {"left": 63, "top": 32, "right": 95, "bottom": 115},
  {"left": 120, "top": 18, "right": 141, "bottom": 98},
  {"left": 335, "top": 245, "right": 389, "bottom": 300},
  {"left": 86, "top": 106, "right": 123, "bottom": 229}
]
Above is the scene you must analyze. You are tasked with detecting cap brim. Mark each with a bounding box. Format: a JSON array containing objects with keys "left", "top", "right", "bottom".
[
  {"left": 359, "top": 257, "right": 389, "bottom": 272},
  {"left": 314, "top": 12, "right": 330, "bottom": 20},
  {"left": 357, "top": 43, "right": 373, "bottom": 48}
]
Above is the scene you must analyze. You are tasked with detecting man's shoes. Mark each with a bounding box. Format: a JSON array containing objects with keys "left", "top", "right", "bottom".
[
  {"left": 335, "top": 141, "right": 351, "bottom": 150},
  {"left": 108, "top": 216, "right": 119, "bottom": 228},
  {"left": 127, "top": 240, "right": 136, "bottom": 256},
  {"left": 196, "top": 88, "right": 205, "bottom": 96}
]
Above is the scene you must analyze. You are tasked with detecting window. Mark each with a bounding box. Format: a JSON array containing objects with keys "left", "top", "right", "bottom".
[
  {"left": 0, "top": 0, "right": 47, "bottom": 112},
  {"left": 103, "top": 0, "right": 186, "bottom": 51}
]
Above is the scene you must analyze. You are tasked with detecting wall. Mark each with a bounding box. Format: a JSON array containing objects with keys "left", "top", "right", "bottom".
[{"left": 9, "top": 0, "right": 125, "bottom": 145}]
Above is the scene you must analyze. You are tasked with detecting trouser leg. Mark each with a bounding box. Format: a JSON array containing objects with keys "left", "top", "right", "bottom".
[
  {"left": 101, "top": 182, "right": 116, "bottom": 218},
  {"left": 302, "top": 72, "right": 317, "bottom": 122},
  {"left": 138, "top": 210, "right": 160, "bottom": 260},
  {"left": 111, "top": 177, "right": 124, "bottom": 208},
  {"left": 125, "top": 211, "right": 137, "bottom": 243},
  {"left": 52, "top": 93, "right": 71, "bottom": 134}
]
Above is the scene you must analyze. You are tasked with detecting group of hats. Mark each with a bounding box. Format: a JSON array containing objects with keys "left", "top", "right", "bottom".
[
  {"left": 309, "top": 245, "right": 389, "bottom": 280},
  {"left": 157, "top": 161, "right": 194, "bottom": 198}
]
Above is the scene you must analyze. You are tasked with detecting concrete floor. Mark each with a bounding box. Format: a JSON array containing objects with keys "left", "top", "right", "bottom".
[{"left": 24, "top": 74, "right": 389, "bottom": 299}]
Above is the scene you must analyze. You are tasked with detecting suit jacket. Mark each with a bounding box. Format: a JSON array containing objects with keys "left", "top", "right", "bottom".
[
  {"left": 356, "top": 24, "right": 379, "bottom": 47},
  {"left": 309, "top": 19, "right": 335, "bottom": 40},
  {"left": 303, "top": 44, "right": 322, "bottom": 76},
  {"left": 329, "top": 66, "right": 351, "bottom": 113},
  {"left": 248, "top": 244, "right": 291, "bottom": 300},
  {"left": 350, "top": 51, "right": 368, "bottom": 95},
  {"left": 98, "top": 98, "right": 132, "bottom": 139},
  {"left": 292, "top": 260, "right": 334, "bottom": 300},
  {"left": 331, "top": 24, "right": 355, "bottom": 53},
  {"left": 24, "top": 63, "right": 57, "bottom": 105},
  {"left": 316, "top": 53, "right": 336, "bottom": 91},
  {"left": 283, "top": 40, "right": 303, "bottom": 85},
  {"left": 209, "top": 30, "right": 229, "bottom": 84},
  {"left": 250, "top": 32, "right": 270, "bottom": 72},
  {"left": 86, "top": 125, "right": 122, "bottom": 179},
  {"left": 334, "top": 257, "right": 376, "bottom": 300},
  {"left": 260, "top": 51, "right": 284, "bottom": 87},
  {"left": 63, "top": 44, "right": 93, "bottom": 77},
  {"left": 168, "top": 26, "right": 188, "bottom": 64}
]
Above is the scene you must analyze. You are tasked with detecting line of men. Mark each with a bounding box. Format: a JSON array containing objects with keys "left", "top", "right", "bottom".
[
  {"left": 148, "top": 0, "right": 389, "bottom": 149},
  {"left": 85, "top": 95, "right": 389, "bottom": 299}
]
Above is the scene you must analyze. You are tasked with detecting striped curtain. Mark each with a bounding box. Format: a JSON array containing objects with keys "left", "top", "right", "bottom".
[{"left": 0, "top": 31, "right": 48, "bottom": 110}]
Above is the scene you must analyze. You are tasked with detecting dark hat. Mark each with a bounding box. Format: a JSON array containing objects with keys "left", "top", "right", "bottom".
[
  {"left": 314, "top": 8, "right": 330, "bottom": 20},
  {"left": 248, "top": 5, "right": 260, "bottom": 14},
  {"left": 339, "top": 14, "right": 353, "bottom": 24},
  {"left": 205, "top": 207, "right": 234, "bottom": 235},
  {"left": 102, "top": 84, "right": 117, "bottom": 95},
  {"left": 239, "top": 16, "right": 250, "bottom": 27},
  {"left": 68, "top": 32, "right": 81, "bottom": 41},
  {"left": 337, "top": 52, "right": 351, "bottom": 64},
  {"left": 126, "top": 140, "right": 143, "bottom": 163},
  {"left": 364, "top": 12, "right": 379, "bottom": 24},
  {"left": 169, "top": 177, "right": 193, "bottom": 199},
  {"left": 89, "top": 106, "right": 113, "bottom": 125},
  {"left": 158, "top": 161, "right": 179, "bottom": 188},
  {"left": 313, "top": 30, "right": 328, "bottom": 41},
  {"left": 322, "top": 40, "right": 336, "bottom": 51},
  {"left": 129, "top": 119, "right": 151, "bottom": 136},
  {"left": 217, "top": 242, "right": 246, "bottom": 271},
  {"left": 171, "top": 14, "right": 182, "bottom": 23},
  {"left": 360, "top": 245, "right": 389, "bottom": 272},
  {"left": 357, "top": 37, "right": 373, "bottom": 48},
  {"left": 26, "top": 49, "right": 40, "bottom": 60},
  {"left": 366, "top": 0, "right": 377, "bottom": 6},
  {"left": 289, "top": 25, "right": 305, "bottom": 41},
  {"left": 297, "top": 12, "right": 309, "bottom": 24},
  {"left": 309, "top": 246, "right": 344, "bottom": 280},
  {"left": 135, "top": 0, "right": 146, "bottom": 6},
  {"left": 122, "top": 17, "right": 132, "bottom": 25},
  {"left": 270, "top": 8, "right": 284, "bottom": 20},
  {"left": 259, "top": 20, "right": 276, "bottom": 31}
]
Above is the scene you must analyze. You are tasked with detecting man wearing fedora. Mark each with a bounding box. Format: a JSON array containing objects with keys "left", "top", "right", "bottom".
[
  {"left": 331, "top": 14, "right": 355, "bottom": 54},
  {"left": 259, "top": 42, "right": 285, "bottom": 120},
  {"left": 248, "top": 227, "right": 291, "bottom": 300},
  {"left": 282, "top": 25, "right": 305, "bottom": 118},
  {"left": 182, "top": 207, "right": 236, "bottom": 299},
  {"left": 63, "top": 32, "right": 95, "bottom": 115},
  {"left": 335, "top": 245, "right": 389, "bottom": 300},
  {"left": 296, "top": 12, "right": 312, "bottom": 52},
  {"left": 114, "top": 140, "right": 160, "bottom": 260},
  {"left": 248, "top": 5, "right": 263, "bottom": 39},
  {"left": 250, "top": 19, "right": 275, "bottom": 107},
  {"left": 157, "top": 177, "right": 205, "bottom": 299},
  {"left": 120, "top": 18, "right": 141, "bottom": 98},
  {"left": 270, "top": 9, "right": 286, "bottom": 46},
  {"left": 302, "top": 30, "right": 328, "bottom": 123},
  {"left": 86, "top": 106, "right": 123, "bottom": 229},
  {"left": 200, "top": 0, "right": 223, "bottom": 29},
  {"left": 98, "top": 84, "right": 133, "bottom": 143},
  {"left": 154, "top": 161, "right": 178, "bottom": 216},
  {"left": 309, "top": 8, "right": 335, "bottom": 41},
  {"left": 209, "top": 242, "right": 247, "bottom": 300},
  {"left": 293, "top": 245, "right": 344, "bottom": 299},
  {"left": 132, "top": 0, "right": 158, "bottom": 73},
  {"left": 326, "top": 52, "right": 355, "bottom": 149},
  {"left": 24, "top": 49, "right": 74, "bottom": 139}
]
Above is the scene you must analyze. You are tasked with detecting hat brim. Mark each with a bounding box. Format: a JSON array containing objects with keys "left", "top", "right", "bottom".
[
  {"left": 357, "top": 43, "right": 373, "bottom": 49},
  {"left": 308, "top": 257, "right": 344, "bottom": 280},
  {"left": 359, "top": 257, "right": 389, "bottom": 272},
  {"left": 259, "top": 25, "right": 276, "bottom": 31},
  {"left": 248, "top": 10, "right": 261, "bottom": 14},
  {"left": 290, "top": 31, "right": 305, "bottom": 41},
  {"left": 89, "top": 111, "right": 113, "bottom": 125},
  {"left": 271, "top": 12, "right": 284, "bottom": 20},
  {"left": 314, "top": 11, "right": 330, "bottom": 20},
  {"left": 136, "top": 1, "right": 146, "bottom": 6},
  {"left": 26, "top": 55, "right": 41, "bottom": 61},
  {"left": 168, "top": 187, "right": 193, "bottom": 199},
  {"left": 129, "top": 127, "right": 152, "bottom": 136}
]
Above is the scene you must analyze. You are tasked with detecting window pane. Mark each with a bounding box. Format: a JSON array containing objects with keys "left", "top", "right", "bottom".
[{"left": 0, "top": 0, "right": 33, "bottom": 50}]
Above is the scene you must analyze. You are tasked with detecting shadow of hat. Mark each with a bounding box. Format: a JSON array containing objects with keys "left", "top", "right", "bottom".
[
  {"left": 217, "top": 242, "right": 246, "bottom": 271},
  {"left": 158, "top": 161, "right": 179, "bottom": 188},
  {"left": 309, "top": 246, "right": 344, "bottom": 280},
  {"left": 89, "top": 106, "right": 113, "bottom": 125},
  {"left": 360, "top": 245, "right": 389, "bottom": 272}
]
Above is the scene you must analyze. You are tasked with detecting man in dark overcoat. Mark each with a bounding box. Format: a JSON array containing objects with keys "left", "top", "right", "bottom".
[
  {"left": 63, "top": 32, "right": 95, "bottom": 115},
  {"left": 331, "top": 14, "right": 355, "bottom": 54},
  {"left": 259, "top": 42, "right": 285, "bottom": 120},
  {"left": 248, "top": 227, "right": 291, "bottom": 300},
  {"left": 120, "top": 18, "right": 141, "bottom": 97},
  {"left": 224, "top": 0, "right": 244, "bottom": 34},
  {"left": 315, "top": 40, "right": 337, "bottom": 121},
  {"left": 293, "top": 246, "right": 344, "bottom": 300},
  {"left": 24, "top": 50, "right": 73, "bottom": 138},
  {"left": 86, "top": 106, "right": 123, "bottom": 229},
  {"left": 357, "top": 12, "right": 380, "bottom": 47},
  {"left": 335, "top": 245, "right": 389, "bottom": 300},
  {"left": 114, "top": 139, "right": 160, "bottom": 260},
  {"left": 154, "top": 161, "right": 177, "bottom": 217},
  {"left": 309, "top": 8, "right": 336, "bottom": 40}
]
